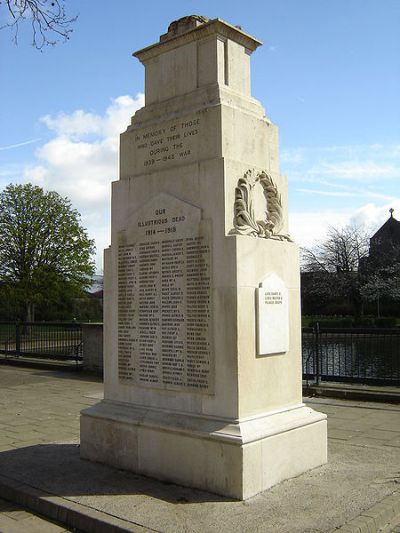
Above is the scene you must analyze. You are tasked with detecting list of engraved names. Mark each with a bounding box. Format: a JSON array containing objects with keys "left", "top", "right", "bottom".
[{"left": 118, "top": 208, "right": 211, "bottom": 392}]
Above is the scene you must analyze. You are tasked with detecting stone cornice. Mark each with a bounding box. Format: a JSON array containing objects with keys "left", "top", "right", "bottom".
[{"left": 133, "top": 18, "right": 262, "bottom": 63}]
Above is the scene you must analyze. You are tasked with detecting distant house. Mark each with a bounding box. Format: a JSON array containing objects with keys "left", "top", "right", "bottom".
[
  {"left": 360, "top": 210, "right": 400, "bottom": 272},
  {"left": 369, "top": 209, "right": 400, "bottom": 257},
  {"left": 88, "top": 274, "right": 104, "bottom": 294},
  {"left": 89, "top": 289, "right": 104, "bottom": 309},
  {"left": 87, "top": 275, "right": 104, "bottom": 309}
]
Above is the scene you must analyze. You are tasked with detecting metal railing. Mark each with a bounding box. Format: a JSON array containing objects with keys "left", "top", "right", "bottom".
[
  {"left": 0, "top": 322, "right": 83, "bottom": 367},
  {"left": 302, "top": 326, "right": 400, "bottom": 385},
  {"left": 1, "top": 321, "right": 399, "bottom": 381}
]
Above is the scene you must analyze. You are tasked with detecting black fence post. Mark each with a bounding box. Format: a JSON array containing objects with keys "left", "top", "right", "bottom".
[
  {"left": 15, "top": 322, "right": 21, "bottom": 356},
  {"left": 314, "top": 322, "right": 320, "bottom": 385}
]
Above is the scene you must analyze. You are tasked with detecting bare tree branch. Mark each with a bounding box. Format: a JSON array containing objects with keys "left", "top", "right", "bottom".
[
  {"left": 1, "top": 0, "right": 78, "bottom": 49},
  {"left": 302, "top": 222, "right": 400, "bottom": 316},
  {"left": 301, "top": 224, "right": 371, "bottom": 315}
]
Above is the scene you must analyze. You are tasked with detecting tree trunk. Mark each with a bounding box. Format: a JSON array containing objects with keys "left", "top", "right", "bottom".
[
  {"left": 24, "top": 302, "right": 35, "bottom": 334},
  {"left": 26, "top": 302, "right": 34, "bottom": 323}
]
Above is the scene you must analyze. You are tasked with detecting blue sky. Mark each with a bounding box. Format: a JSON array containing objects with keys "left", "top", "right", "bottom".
[{"left": 1, "top": 0, "right": 399, "bottom": 270}]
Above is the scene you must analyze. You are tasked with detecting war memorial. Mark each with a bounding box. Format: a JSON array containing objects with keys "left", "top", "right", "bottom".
[{"left": 80, "top": 15, "right": 327, "bottom": 500}]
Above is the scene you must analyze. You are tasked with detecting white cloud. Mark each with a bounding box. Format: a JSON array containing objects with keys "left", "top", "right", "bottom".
[
  {"left": 283, "top": 143, "right": 400, "bottom": 183},
  {"left": 315, "top": 160, "right": 400, "bottom": 180},
  {"left": 289, "top": 209, "right": 352, "bottom": 248},
  {"left": 39, "top": 95, "right": 141, "bottom": 141},
  {"left": 23, "top": 93, "right": 145, "bottom": 270},
  {"left": 290, "top": 200, "right": 400, "bottom": 249},
  {"left": 295, "top": 185, "right": 396, "bottom": 202},
  {"left": 25, "top": 164, "right": 47, "bottom": 185},
  {"left": 349, "top": 200, "right": 400, "bottom": 231},
  {"left": 103, "top": 95, "right": 140, "bottom": 138},
  {"left": 284, "top": 142, "right": 400, "bottom": 247},
  {"left": 295, "top": 188, "right": 355, "bottom": 197},
  {"left": 41, "top": 111, "right": 102, "bottom": 138},
  {"left": 281, "top": 149, "right": 305, "bottom": 165}
]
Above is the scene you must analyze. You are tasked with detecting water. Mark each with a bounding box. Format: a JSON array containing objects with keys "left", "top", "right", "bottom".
[{"left": 302, "top": 331, "right": 400, "bottom": 383}]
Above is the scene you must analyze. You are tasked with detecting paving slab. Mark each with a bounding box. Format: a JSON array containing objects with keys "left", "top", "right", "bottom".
[
  {"left": 0, "top": 365, "right": 399, "bottom": 532},
  {"left": 0, "top": 497, "right": 71, "bottom": 532},
  {"left": 0, "top": 439, "right": 399, "bottom": 533}
]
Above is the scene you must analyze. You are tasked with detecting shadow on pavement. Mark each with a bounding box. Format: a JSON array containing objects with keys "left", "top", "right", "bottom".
[
  {"left": 0, "top": 443, "right": 229, "bottom": 505},
  {"left": 31, "top": 369, "right": 103, "bottom": 382},
  {"left": 0, "top": 361, "right": 103, "bottom": 383}
]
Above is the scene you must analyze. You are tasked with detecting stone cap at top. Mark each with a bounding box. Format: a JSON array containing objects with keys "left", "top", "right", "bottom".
[
  {"left": 160, "top": 15, "right": 210, "bottom": 42},
  {"left": 134, "top": 15, "right": 262, "bottom": 62}
]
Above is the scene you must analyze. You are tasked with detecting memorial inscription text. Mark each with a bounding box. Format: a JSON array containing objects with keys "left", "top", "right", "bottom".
[
  {"left": 264, "top": 291, "right": 283, "bottom": 305},
  {"left": 133, "top": 117, "right": 201, "bottom": 169},
  {"left": 118, "top": 200, "right": 212, "bottom": 392}
]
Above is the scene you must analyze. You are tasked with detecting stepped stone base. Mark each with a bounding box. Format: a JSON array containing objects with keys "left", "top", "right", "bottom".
[{"left": 80, "top": 401, "right": 327, "bottom": 500}]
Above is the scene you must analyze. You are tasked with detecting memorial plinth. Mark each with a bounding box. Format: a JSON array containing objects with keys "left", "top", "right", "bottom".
[{"left": 80, "top": 16, "right": 327, "bottom": 500}]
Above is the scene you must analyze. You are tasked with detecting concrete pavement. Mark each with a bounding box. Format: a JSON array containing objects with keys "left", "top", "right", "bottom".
[
  {"left": 0, "top": 497, "right": 71, "bottom": 532},
  {"left": 0, "top": 364, "right": 100, "bottom": 451},
  {"left": 0, "top": 363, "right": 399, "bottom": 532}
]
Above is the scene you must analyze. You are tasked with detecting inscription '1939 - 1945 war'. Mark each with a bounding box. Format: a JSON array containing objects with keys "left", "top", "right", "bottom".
[
  {"left": 133, "top": 117, "right": 200, "bottom": 168},
  {"left": 117, "top": 198, "right": 212, "bottom": 393}
]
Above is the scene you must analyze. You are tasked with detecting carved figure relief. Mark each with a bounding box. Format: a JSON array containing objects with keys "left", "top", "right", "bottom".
[{"left": 231, "top": 169, "right": 291, "bottom": 241}]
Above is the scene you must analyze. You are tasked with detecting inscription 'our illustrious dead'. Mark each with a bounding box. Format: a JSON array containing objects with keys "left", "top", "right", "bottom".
[{"left": 117, "top": 200, "right": 211, "bottom": 392}]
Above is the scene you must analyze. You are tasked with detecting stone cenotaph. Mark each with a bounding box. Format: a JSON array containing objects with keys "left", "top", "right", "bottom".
[{"left": 80, "top": 16, "right": 327, "bottom": 500}]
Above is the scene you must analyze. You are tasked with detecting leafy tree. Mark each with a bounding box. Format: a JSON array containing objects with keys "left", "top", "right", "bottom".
[
  {"left": 0, "top": 183, "right": 95, "bottom": 321},
  {"left": 0, "top": 0, "right": 77, "bottom": 49},
  {"left": 302, "top": 224, "right": 370, "bottom": 316}
]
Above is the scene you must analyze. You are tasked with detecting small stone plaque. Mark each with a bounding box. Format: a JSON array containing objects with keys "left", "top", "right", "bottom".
[{"left": 256, "top": 273, "right": 289, "bottom": 355}]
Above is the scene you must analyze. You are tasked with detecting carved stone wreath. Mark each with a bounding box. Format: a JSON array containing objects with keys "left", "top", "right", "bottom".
[{"left": 231, "top": 169, "right": 292, "bottom": 241}]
